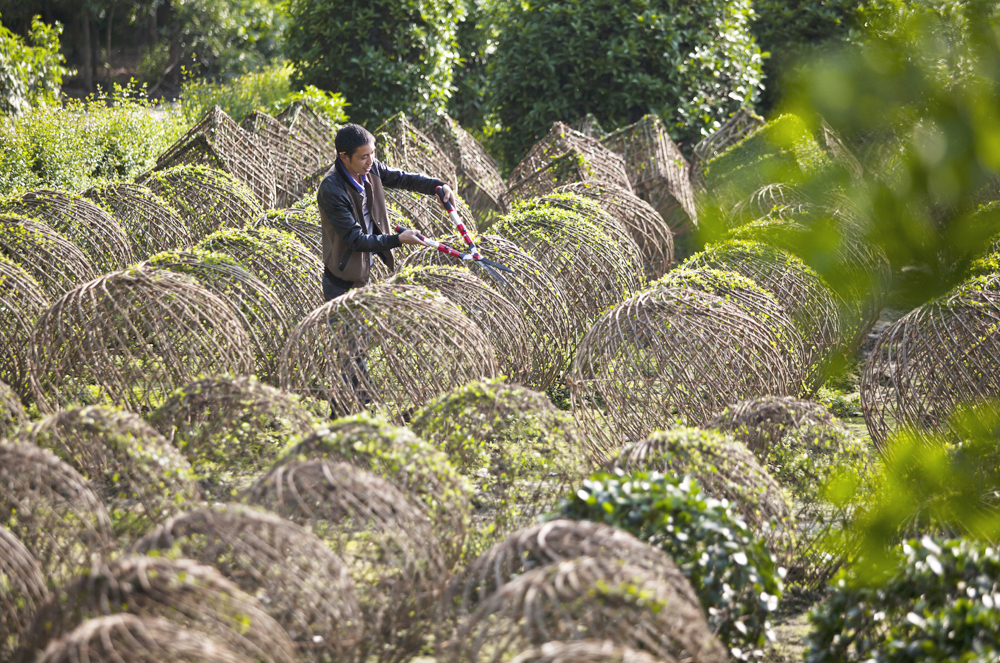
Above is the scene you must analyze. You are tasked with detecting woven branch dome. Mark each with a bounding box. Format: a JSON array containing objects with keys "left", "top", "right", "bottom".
[
  {"left": 384, "top": 187, "right": 478, "bottom": 241},
  {"left": 198, "top": 227, "right": 324, "bottom": 324},
  {"left": 241, "top": 111, "right": 323, "bottom": 208},
  {"left": 15, "top": 405, "right": 200, "bottom": 538},
  {"left": 0, "top": 527, "right": 49, "bottom": 660},
  {"left": 507, "top": 122, "right": 633, "bottom": 196},
  {"left": 145, "top": 249, "right": 290, "bottom": 383},
  {"left": 376, "top": 113, "right": 458, "bottom": 187},
  {"left": 415, "top": 111, "right": 506, "bottom": 220},
  {"left": 0, "top": 378, "right": 29, "bottom": 439},
  {"left": 861, "top": 286, "right": 1000, "bottom": 450},
  {"left": 1, "top": 189, "right": 135, "bottom": 272},
  {"left": 691, "top": 109, "right": 765, "bottom": 186},
  {"left": 244, "top": 460, "right": 449, "bottom": 662},
  {"left": 155, "top": 105, "right": 277, "bottom": 209},
  {"left": 448, "top": 555, "right": 727, "bottom": 663},
  {"left": 278, "top": 414, "right": 471, "bottom": 567},
  {"left": 0, "top": 256, "right": 50, "bottom": 401},
  {"left": 255, "top": 207, "right": 323, "bottom": 259},
  {"left": 131, "top": 504, "right": 363, "bottom": 663},
  {"left": 567, "top": 287, "right": 791, "bottom": 461},
  {"left": 508, "top": 641, "right": 665, "bottom": 663},
  {"left": 495, "top": 205, "right": 646, "bottom": 332},
  {"left": 557, "top": 182, "right": 674, "bottom": 279},
  {"left": 387, "top": 265, "right": 532, "bottom": 385},
  {"left": 728, "top": 182, "right": 817, "bottom": 226},
  {"left": 143, "top": 165, "right": 264, "bottom": 242},
  {"left": 683, "top": 239, "right": 844, "bottom": 383},
  {"left": 0, "top": 442, "right": 115, "bottom": 580},
  {"left": 0, "top": 214, "right": 97, "bottom": 298},
  {"left": 502, "top": 148, "right": 633, "bottom": 208},
  {"left": 410, "top": 380, "right": 587, "bottom": 548},
  {"left": 618, "top": 428, "right": 796, "bottom": 556},
  {"left": 454, "top": 519, "right": 694, "bottom": 616},
  {"left": 402, "top": 235, "right": 576, "bottom": 389},
  {"left": 29, "top": 266, "right": 255, "bottom": 414},
  {"left": 276, "top": 102, "right": 337, "bottom": 162},
  {"left": 279, "top": 283, "right": 498, "bottom": 424},
  {"left": 35, "top": 615, "right": 254, "bottom": 663},
  {"left": 600, "top": 114, "right": 697, "bottom": 233},
  {"left": 653, "top": 267, "right": 808, "bottom": 394},
  {"left": 147, "top": 376, "right": 316, "bottom": 498},
  {"left": 709, "top": 395, "right": 838, "bottom": 458},
  {"left": 20, "top": 555, "right": 297, "bottom": 663},
  {"left": 85, "top": 182, "right": 194, "bottom": 260}
]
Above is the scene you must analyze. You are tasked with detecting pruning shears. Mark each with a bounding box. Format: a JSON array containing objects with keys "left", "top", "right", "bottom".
[{"left": 394, "top": 186, "right": 515, "bottom": 286}]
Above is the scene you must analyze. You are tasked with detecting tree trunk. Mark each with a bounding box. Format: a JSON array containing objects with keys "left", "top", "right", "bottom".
[
  {"left": 106, "top": 4, "right": 115, "bottom": 89},
  {"left": 81, "top": 10, "right": 93, "bottom": 92},
  {"left": 90, "top": 15, "right": 100, "bottom": 90},
  {"left": 149, "top": 3, "right": 158, "bottom": 47}
]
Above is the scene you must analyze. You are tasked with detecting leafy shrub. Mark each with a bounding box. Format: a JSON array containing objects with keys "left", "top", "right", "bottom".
[
  {"left": 448, "top": 0, "right": 494, "bottom": 136},
  {"left": 285, "top": 0, "right": 465, "bottom": 127},
  {"left": 0, "top": 15, "right": 69, "bottom": 115},
  {"left": 178, "top": 62, "right": 348, "bottom": 125},
  {"left": 484, "top": 0, "right": 763, "bottom": 170},
  {"left": 807, "top": 537, "right": 1000, "bottom": 663},
  {"left": 556, "top": 471, "right": 782, "bottom": 661},
  {"left": 0, "top": 83, "right": 186, "bottom": 196}
]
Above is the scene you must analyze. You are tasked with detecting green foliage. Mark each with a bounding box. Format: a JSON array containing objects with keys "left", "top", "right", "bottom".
[
  {"left": 0, "top": 82, "right": 186, "bottom": 196},
  {"left": 0, "top": 14, "right": 69, "bottom": 115},
  {"left": 178, "top": 62, "right": 348, "bottom": 125},
  {"left": 807, "top": 536, "right": 1000, "bottom": 663},
  {"left": 483, "top": 0, "right": 762, "bottom": 169},
  {"left": 448, "top": 0, "right": 494, "bottom": 136},
  {"left": 556, "top": 471, "right": 782, "bottom": 660},
  {"left": 284, "top": 0, "right": 465, "bottom": 127}
]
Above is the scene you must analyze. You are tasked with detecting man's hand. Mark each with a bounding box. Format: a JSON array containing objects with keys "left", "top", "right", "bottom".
[
  {"left": 438, "top": 184, "right": 457, "bottom": 209},
  {"left": 398, "top": 229, "right": 424, "bottom": 246}
]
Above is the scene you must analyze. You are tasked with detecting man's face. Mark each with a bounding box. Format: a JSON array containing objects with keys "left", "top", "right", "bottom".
[{"left": 341, "top": 141, "right": 376, "bottom": 178}]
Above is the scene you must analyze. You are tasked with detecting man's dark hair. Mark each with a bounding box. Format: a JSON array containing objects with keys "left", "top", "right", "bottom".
[{"left": 335, "top": 124, "right": 376, "bottom": 158}]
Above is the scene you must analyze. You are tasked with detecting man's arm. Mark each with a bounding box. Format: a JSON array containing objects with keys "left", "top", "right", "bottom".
[
  {"left": 373, "top": 160, "right": 446, "bottom": 196},
  {"left": 317, "top": 178, "right": 401, "bottom": 252}
]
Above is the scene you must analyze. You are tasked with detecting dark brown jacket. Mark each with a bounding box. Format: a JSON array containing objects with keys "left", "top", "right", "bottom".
[{"left": 317, "top": 159, "right": 445, "bottom": 285}]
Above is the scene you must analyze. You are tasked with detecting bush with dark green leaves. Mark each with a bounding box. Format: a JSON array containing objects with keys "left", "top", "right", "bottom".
[
  {"left": 556, "top": 471, "right": 782, "bottom": 661},
  {"left": 0, "top": 15, "right": 68, "bottom": 115},
  {"left": 807, "top": 537, "right": 1000, "bottom": 663},
  {"left": 484, "top": 0, "right": 762, "bottom": 170},
  {"left": 285, "top": 0, "right": 464, "bottom": 127}
]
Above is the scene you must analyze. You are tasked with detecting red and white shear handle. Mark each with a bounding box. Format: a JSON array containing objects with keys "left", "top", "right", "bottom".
[
  {"left": 395, "top": 225, "right": 467, "bottom": 260},
  {"left": 435, "top": 186, "right": 481, "bottom": 260}
]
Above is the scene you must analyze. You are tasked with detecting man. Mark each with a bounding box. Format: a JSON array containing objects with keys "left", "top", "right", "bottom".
[{"left": 316, "top": 123, "right": 457, "bottom": 300}]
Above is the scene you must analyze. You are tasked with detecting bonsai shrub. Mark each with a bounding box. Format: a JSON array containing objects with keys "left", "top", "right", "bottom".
[
  {"left": 484, "top": 0, "right": 763, "bottom": 170},
  {"left": 285, "top": 0, "right": 465, "bottom": 126}
]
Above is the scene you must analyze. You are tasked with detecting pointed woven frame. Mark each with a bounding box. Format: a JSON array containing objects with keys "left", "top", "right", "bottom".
[
  {"left": 557, "top": 182, "right": 674, "bottom": 279},
  {"left": 568, "top": 287, "right": 791, "bottom": 461},
  {"left": 143, "top": 165, "right": 265, "bottom": 243},
  {"left": 279, "top": 283, "right": 498, "bottom": 424},
  {"left": 0, "top": 443, "right": 115, "bottom": 582},
  {"left": 447, "top": 556, "right": 727, "bottom": 663},
  {"left": 691, "top": 109, "right": 765, "bottom": 187},
  {"left": 278, "top": 413, "right": 472, "bottom": 568},
  {"left": 276, "top": 102, "right": 337, "bottom": 162},
  {"left": 15, "top": 406, "right": 200, "bottom": 539},
  {"left": 403, "top": 235, "right": 576, "bottom": 389},
  {"left": 0, "top": 527, "right": 50, "bottom": 661},
  {"left": 28, "top": 266, "right": 255, "bottom": 414},
  {"left": 618, "top": 428, "right": 796, "bottom": 559},
  {"left": 571, "top": 113, "right": 606, "bottom": 138},
  {"left": 502, "top": 148, "right": 631, "bottom": 208},
  {"left": 0, "top": 256, "right": 50, "bottom": 401},
  {"left": 601, "top": 114, "right": 697, "bottom": 234},
  {"left": 453, "top": 519, "right": 693, "bottom": 616},
  {"left": 242, "top": 111, "right": 327, "bottom": 208},
  {"left": 145, "top": 249, "right": 290, "bottom": 383},
  {"left": 415, "top": 112, "right": 506, "bottom": 219},
  {"left": 384, "top": 187, "right": 478, "bottom": 242},
  {"left": 387, "top": 265, "right": 532, "bottom": 385},
  {"left": 508, "top": 641, "right": 664, "bottom": 663},
  {"left": 131, "top": 504, "right": 364, "bottom": 663},
  {"left": 197, "top": 227, "right": 324, "bottom": 324},
  {"left": 683, "top": 239, "right": 844, "bottom": 386},
  {"left": 861, "top": 286, "right": 1000, "bottom": 451},
  {"left": 410, "top": 380, "right": 587, "bottom": 552},
  {"left": 19, "top": 555, "right": 298, "bottom": 663},
  {"left": 84, "top": 182, "right": 194, "bottom": 259},
  {"left": 653, "top": 267, "right": 808, "bottom": 394},
  {"left": 507, "top": 122, "right": 632, "bottom": 195},
  {"left": 376, "top": 113, "right": 457, "bottom": 186},
  {"left": 155, "top": 105, "right": 277, "bottom": 208},
  {"left": 0, "top": 378, "right": 28, "bottom": 439},
  {"left": 0, "top": 214, "right": 97, "bottom": 298},
  {"left": 147, "top": 375, "right": 316, "bottom": 498},
  {"left": 35, "top": 615, "right": 254, "bottom": 663},
  {"left": 243, "top": 460, "right": 449, "bottom": 663},
  {"left": 0, "top": 189, "right": 135, "bottom": 272},
  {"left": 494, "top": 206, "right": 646, "bottom": 333}
]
